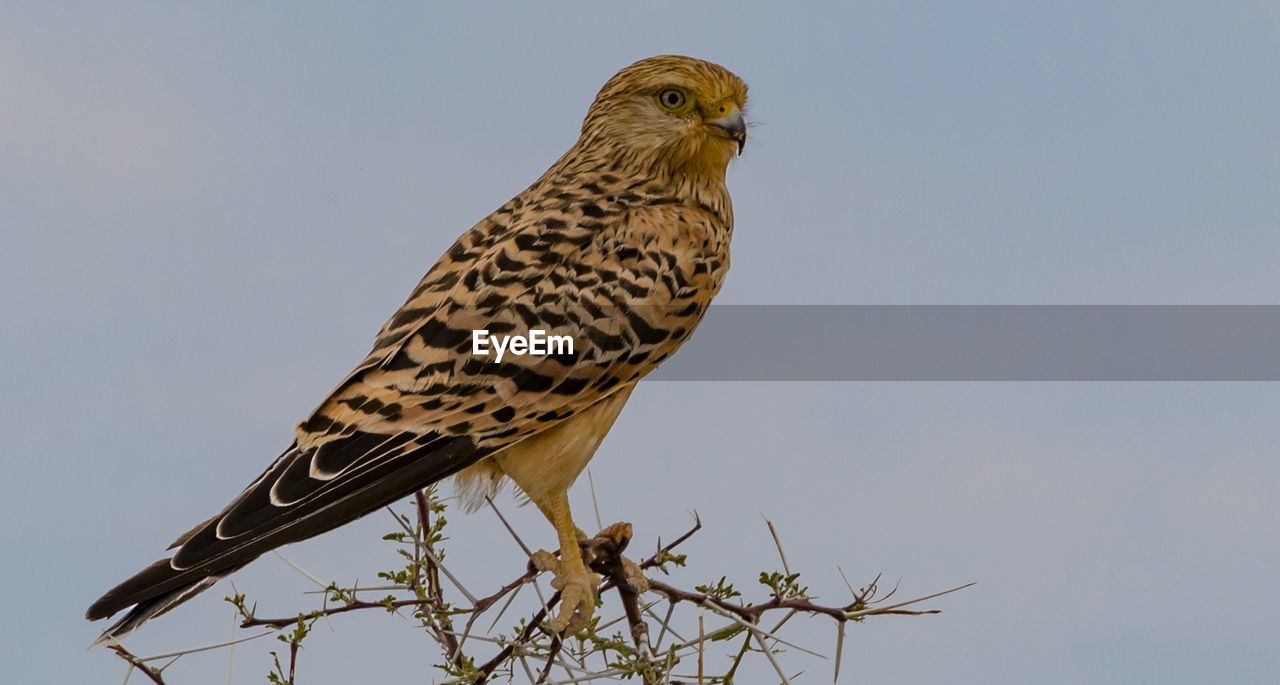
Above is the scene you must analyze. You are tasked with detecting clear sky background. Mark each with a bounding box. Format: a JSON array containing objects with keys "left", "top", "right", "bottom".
[{"left": 3, "top": 2, "right": 1279, "bottom": 683}]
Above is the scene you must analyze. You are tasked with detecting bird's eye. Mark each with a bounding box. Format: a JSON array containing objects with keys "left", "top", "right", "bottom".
[{"left": 658, "top": 88, "right": 687, "bottom": 110}]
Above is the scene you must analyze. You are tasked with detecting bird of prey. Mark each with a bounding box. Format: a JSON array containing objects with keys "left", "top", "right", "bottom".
[{"left": 87, "top": 54, "right": 748, "bottom": 641}]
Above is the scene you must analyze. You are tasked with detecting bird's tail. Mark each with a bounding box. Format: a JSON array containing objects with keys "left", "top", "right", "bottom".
[
  {"left": 86, "top": 436, "right": 484, "bottom": 645},
  {"left": 87, "top": 558, "right": 243, "bottom": 647}
]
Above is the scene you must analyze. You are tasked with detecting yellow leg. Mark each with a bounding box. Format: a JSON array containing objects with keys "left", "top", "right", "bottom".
[
  {"left": 548, "top": 493, "right": 583, "bottom": 564},
  {"left": 529, "top": 491, "right": 601, "bottom": 634},
  {"left": 530, "top": 496, "right": 587, "bottom": 543},
  {"left": 486, "top": 388, "right": 639, "bottom": 633}
]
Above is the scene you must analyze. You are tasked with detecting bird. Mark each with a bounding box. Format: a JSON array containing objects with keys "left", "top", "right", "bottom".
[{"left": 87, "top": 54, "right": 748, "bottom": 642}]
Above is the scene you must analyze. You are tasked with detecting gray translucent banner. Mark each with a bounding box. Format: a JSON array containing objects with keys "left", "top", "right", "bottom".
[{"left": 645, "top": 306, "right": 1280, "bottom": 381}]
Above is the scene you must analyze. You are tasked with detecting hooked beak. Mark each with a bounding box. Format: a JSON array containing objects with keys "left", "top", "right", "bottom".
[{"left": 710, "top": 107, "right": 747, "bottom": 154}]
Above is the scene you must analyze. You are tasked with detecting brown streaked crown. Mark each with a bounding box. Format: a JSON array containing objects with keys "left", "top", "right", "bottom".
[{"left": 577, "top": 55, "right": 749, "bottom": 179}]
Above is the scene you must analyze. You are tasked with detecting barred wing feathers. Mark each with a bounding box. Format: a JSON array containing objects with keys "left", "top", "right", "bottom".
[{"left": 87, "top": 198, "right": 727, "bottom": 640}]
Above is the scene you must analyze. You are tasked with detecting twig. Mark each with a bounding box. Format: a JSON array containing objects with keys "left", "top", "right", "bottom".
[
  {"left": 595, "top": 534, "right": 654, "bottom": 666},
  {"left": 287, "top": 635, "right": 299, "bottom": 684},
  {"left": 272, "top": 550, "right": 328, "bottom": 590},
  {"left": 415, "top": 490, "right": 464, "bottom": 664},
  {"left": 833, "top": 621, "right": 846, "bottom": 683},
  {"left": 473, "top": 590, "right": 559, "bottom": 684},
  {"left": 108, "top": 643, "right": 166, "bottom": 685},
  {"left": 764, "top": 517, "right": 791, "bottom": 575},
  {"left": 133, "top": 631, "right": 276, "bottom": 661},
  {"left": 646, "top": 578, "right": 971, "bottom": 625},
  {"left": 389, "top": 500, "right": 479, "bottom": 605},
  {"left": 226, "top": 610, "right": 236, "bottom": 685},
  {"left": 587, "top": 469, "right": 604, "bottom": 532},
  {"left": 698, "top": 615, "right": 705, "bottom": 685},
  {"left": 486, "top": 496, "right": 532, "bottom": 557},
  {"left": 639, "top": 513, "right": 702, "bottom": 571},
  {"left": 162, "top": 489, "right": 969, "bottom": 685},
  {"left": 696, "top": 600, "right": 826, "bottom": 659},
  {"left": 754, "top": 631, "right": 792, "bottom": 685},
  {"left": 536, "top": 636, "right": 563, "bottom": 684},
  {"left": 844, "top": 582, "right": 976, "bottom": 619}
]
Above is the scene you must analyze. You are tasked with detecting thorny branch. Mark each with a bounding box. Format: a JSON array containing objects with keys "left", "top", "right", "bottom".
[
  {"left": 108, "top": 643, "right": 168, "bottom": 685},
  {"left": 645, "top": 577, "right": 966, "bottom": 624},
  {"left": 108, "top": 488, "right": 973, "bottom": 684}
]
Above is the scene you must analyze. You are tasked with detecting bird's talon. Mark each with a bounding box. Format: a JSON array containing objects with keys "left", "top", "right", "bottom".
[
  {"left": 538, "top": 560, "right": 601, "bottom": 635},
  {"left": 620, "top": 554, "right": 650, "bottom": 594},
  {"left": 595, "top": 521, "right": 634, "bottom": 547},
  {"left": 530, "top": 549, "right": 559, "bottom": 573}
]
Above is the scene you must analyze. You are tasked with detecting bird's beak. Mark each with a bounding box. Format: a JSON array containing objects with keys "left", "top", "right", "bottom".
[{"left": 710, "top": 107, "right": 747, "bottom": 154}]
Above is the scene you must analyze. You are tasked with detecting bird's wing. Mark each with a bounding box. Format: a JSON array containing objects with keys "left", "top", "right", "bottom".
[{"left": 89, "top": 200, "right": 723, "bottom": 622}]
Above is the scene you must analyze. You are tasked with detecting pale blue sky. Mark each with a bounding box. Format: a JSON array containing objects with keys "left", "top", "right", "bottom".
[{"left": 3, "top": 2, "right": 1279, "bottom": 683}]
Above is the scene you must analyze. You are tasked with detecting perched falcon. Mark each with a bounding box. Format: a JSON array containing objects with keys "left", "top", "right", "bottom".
[{"left": 87, "top": 54, "right": 747, "bottom": 640}]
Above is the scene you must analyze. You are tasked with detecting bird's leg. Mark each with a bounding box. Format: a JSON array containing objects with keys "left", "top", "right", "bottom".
[
  {"left": 530, "top": 506, "right": 650, "bottom": 596},
  {"left": 528, "top": 491, "right": 601, "bottom": 634}
]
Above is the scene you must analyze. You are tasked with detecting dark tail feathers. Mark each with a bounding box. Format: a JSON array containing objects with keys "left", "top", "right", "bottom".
[{"left": 87, "top": 559, "right": 241, "bottom": 646}]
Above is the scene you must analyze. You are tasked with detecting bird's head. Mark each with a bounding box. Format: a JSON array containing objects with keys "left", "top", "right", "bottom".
[{"left": 580, "top": 55, "right": 748, "bottom": 180}]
